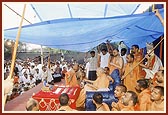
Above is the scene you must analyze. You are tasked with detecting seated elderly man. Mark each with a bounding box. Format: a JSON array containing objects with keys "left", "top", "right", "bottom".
[{"left": 76, "top": 67, "right": 110, "bottom": 108}]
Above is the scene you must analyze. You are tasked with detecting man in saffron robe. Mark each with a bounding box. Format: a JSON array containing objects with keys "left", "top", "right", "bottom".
[
  {"left": 140, "top": 42, "right": 163, "bottom": 79},
  {"left": 111, "top": 84, "right": 127, "bottom": 111},
  {"left": 76, "top": 67, "right": 110, "bottom": 108},
  {"left": 108, "top": 48, "right": 124, "bottom": 76},
  {"left": 135, "top": 79, "right": 151, "bottom": 111},
  {"left": 65, "top": 64, "right": 79, "bottom": 87},
  {"left": 121, "top": 91, "right": 138, "bottom": 111},
  {"left": 148, "top": 86, "right": 164, "bottom": 111},
  {"left": 131, "top": 45, "right": 145, "bottom": 78},
  {"left": 121, "top": 54, "right": 139, "bottom": 93}
]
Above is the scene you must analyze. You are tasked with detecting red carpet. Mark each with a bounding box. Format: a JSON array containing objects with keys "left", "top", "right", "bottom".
[{"left": 4, "top": 79, "right": 65, "bottom": 111}]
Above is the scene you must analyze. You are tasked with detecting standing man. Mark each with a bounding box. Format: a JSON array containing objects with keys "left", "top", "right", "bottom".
[
  {"left": 65, "top": 64, "right": 79, "bottom": 87},
  {"left": 131, "top": 44, "right": 144, "bottom": 79},
  {"left": 121, "top": 54, "right": 139, "bottom": 93},
  {"left": 97, "top": 42, "right": 110, "bottom": 68},
  {"left": 108, "top": 48, "right": 124, "bottom": 76},
  {"left": 84, "top": 51, "right": 97, "bottom": 80}
]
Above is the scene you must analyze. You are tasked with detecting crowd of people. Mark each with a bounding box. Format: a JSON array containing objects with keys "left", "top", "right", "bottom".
[
  {"left": 4, "top": 55, "right": 81, "bottom": 103},
  {"left": 4, "top": 9, "right": 164, "bottom": 111}
]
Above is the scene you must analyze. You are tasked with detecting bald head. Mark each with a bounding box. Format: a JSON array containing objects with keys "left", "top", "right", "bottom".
[
  {"left": 73, "top": 63, "right": 79, "bottom": 72},
  {"left": 96, "top": 67, "right": 105, "bottom": 77},
  {"left": 26, "top": 98, "right": 39, "bottom": 111}
]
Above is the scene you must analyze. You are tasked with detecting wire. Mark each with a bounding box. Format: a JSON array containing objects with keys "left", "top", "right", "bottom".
[
  {"left": 4, "top": 4, "right": 32, "bottom": 24},
  {"left": 131, "top": 4, "right": 141, "bottom": 15}
]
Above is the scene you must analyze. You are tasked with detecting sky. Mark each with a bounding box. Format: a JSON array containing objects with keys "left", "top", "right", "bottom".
[{"left": 2, "top": 2, "right": 154, "bottom": 50}]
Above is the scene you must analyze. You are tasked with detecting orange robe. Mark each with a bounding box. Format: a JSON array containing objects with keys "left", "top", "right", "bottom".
[
  {"left": 149, "top": 101, "right": 164, "bottom": 111},
  {"left": 123, "top": 62, "right": 139, "bottom": 93},
  {"left": 134, "top": 52, "right": 143, "bottom": 63},
  {"left": 138, "top": 89, "right": 151, "bottom": 111},
  {"left": 76, "top": 74, "right": 110, "bottom": 107},
  {"left": 57, "top": 106, "right": 77, "bottom": 111},
  {"left": 111, "top": 100, "right": 125, "bottom": 111},
  {"left": 134, "top": 103, "right": 140, "bottom": 111},
  {"left": 65, "top": 69, "right": 78, "bottom": 87},
  {"left": 121, "top": 106, "right": 135, "bottom": 111},
  {"left": 134, "top": 52, "right": 146, "bottom": 78},
  {"left": 13, "top": 75, "right": 19, "bottom": 84}
]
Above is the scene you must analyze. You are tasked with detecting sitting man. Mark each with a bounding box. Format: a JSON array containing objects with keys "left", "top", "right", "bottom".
[
  {"left": 92, "top": 92, "right": 110, "bottom": 111},
  {"left": 111, "top": 84, "right": 127, "bottom": 111},
  {"left": 135, "top": 79, "right": 151, "bottom": 111},
  {"left": 57, "top": 93, "right": 77, "bottom": 111},
  {"left": 26, "top": 98, "right": 39, "bottom": 111},
  {"left": 121, "top": 91, "right": 138, "bottom": 111},
  {"left": 148, "top": 86, "right": 164, "bottom": 111},
  {"left": 140, "top": 42, "right": 163, "bottom": 79},
  {"left": 152, "top": 69, "right": 164, "bottom": 87},
  {"left": 76, "top": 67, "right": 110, "bottom": 108}
]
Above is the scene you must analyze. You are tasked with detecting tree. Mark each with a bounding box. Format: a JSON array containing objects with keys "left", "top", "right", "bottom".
[{"left": 4, "top": 39, "right": 29, "bottom": 60}]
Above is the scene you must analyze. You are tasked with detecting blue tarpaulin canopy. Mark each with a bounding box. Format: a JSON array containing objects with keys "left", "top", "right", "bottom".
[{"left": 4, "top": 4, "right": 164, "bottom": 52}]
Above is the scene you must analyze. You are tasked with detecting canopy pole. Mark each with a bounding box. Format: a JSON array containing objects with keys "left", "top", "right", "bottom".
[
  {"left": 104, "top": 4, "right": 108, "bottom": 18},
  {"left": 67, "top": 4, "right": 73, "bottom": 18},
  {"left": 4, "top": 4, "right": 26, "bottom": 106},
  {"left": 122, "top": 37, "right": 164, "bottom": 79},
  {"left": 41, "top": 45, "right": 43, "bottom": 65},
  {"left": 30, "top": 4, "right": 43, "bottom": 22},
  {"left": 48, "top": 48, "right": 51, "bottom": 69},
  {"left": 8, "top": 4, "right": 26, "bottom": 80},
  {"left": 152, "top": 4, "right": 155, "bottom": 12}
]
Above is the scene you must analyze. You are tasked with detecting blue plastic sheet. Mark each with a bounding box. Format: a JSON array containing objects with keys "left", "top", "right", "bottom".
[{"left": 4, "top": 9, "right": 164, "bottom": 52}]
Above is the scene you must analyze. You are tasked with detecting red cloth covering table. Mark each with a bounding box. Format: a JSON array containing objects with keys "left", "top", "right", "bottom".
[{"left": 32, "top": 86, "right": 81, "bottom": 111}]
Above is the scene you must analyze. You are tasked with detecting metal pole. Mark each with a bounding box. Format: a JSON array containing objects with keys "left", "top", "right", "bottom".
[
  {"left": 104, "top": 4, "right": 108, "bottom": 18},
  {"left": 67, "top": 4, "right": 73, "bottom": 18},
  {"left": 41, "top": 45, "right": 43, "bottom": 65}
]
